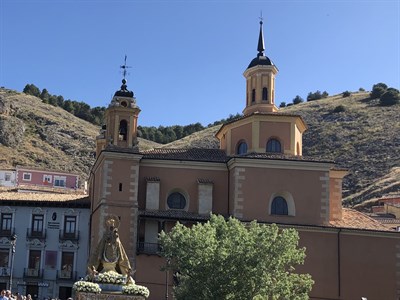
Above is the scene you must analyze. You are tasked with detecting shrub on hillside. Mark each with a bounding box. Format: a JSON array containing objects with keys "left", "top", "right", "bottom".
[
  {"left": 292, "top": 95, "right": 304, "bottom": 105},
  {"left": 279, "top": 102, "right": 286, "bottom": 108},
  {"left": 333, "top": 105, "right": 346, "bottom": 113},
  {"left": 370, "top": 83, "right": 388, "bottom": 99},
  {"left": 380, "top": 88, "right": 400, "bottom": 106},
  {"left": 342, "top": 91, "right": 351, "bottom": 97},
  {"left": 359, "top": 87, "right": 365, "bottom": 92},
  {"left": 307, "top": 90, "right": 329, "bottom": 101}
]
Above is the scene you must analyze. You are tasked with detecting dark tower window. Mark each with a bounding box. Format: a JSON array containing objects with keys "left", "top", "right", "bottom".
[
  {"left": 271, "top": 196, "right": 288, "bottom": 215},
  {"left": 119, "top": 183, "right": 123, "bottom": 191},
  {"left": 236, "top": 141, "right": 248, "bottom": 155},
  {"left": 119, "top": 120, "right": 128, "bottom": 141},
  {"left": 252, "top": 89, "right": 256, "bottom": 103},
  {"left": 262, "top": 87, "right": 268, "bottom": 101},
  {"left": 120, "top": 101, "right": 128, "bottom": 107},
  {"left": 266, "top": 138, "right": 282, "bottom": 153}
]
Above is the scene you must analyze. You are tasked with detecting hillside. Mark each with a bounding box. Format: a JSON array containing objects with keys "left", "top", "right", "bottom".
[
  {"left": 0, "top": 88, "right": 160, "bottom": 182},
  {"left": 162, "top": 92, "right": 400, "bottom": 206}
]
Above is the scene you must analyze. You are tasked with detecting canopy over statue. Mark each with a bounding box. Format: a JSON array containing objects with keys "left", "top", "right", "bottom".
[{"left": 88, "top": 215, "right": 134, "bottom": 284}]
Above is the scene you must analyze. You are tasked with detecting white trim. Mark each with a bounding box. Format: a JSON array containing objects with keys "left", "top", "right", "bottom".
[{"left": 22, "top": 172, "right": 32, "bottom": 181}]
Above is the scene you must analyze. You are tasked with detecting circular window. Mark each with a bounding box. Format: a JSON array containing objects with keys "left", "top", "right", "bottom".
[
  {"left": 167, "top": 192, "right": 186, "bottom": 209},
  {"left": 120, "top": 101, "right": 128, "bottom": 107}
]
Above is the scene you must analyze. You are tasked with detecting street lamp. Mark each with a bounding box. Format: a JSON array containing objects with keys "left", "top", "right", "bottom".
[{"left": 9, "top": 234, "right": 17, "bottom": 292}]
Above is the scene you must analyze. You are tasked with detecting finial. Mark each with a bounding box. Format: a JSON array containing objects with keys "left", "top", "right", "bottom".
[
  {"left": 257, "top": 14, "right": 265, "bottom": 57},
  {"left": 120, "top": 55, "right": 132, "bottom": 80}
]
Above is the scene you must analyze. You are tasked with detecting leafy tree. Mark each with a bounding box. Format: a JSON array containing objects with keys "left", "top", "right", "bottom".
[
  {"left": 380, "top": 88, "right": 400, "bottom": 106},
  {"left": 359, "top": 87, "right": 365, "bottom": 92},
  {"left": 279, "top": 102, "right": 286, "bottom": 108},
  {"left": 23, "top": 84, "right": 41, "bottom": 97},
  {"left": 292, "top": 95, "right": 304, "bottom": 105},
  {"left": 370, "top": 82, "right": 388, "bottom": 99},
  {"left": 40, "top": 88, "right": 50, "bottom": 103},
  {"left": 307, "top": 90, "right": 329, "bottom": 101},
  {"left": 160, "top": 214, "right": 313, "bottom": 300}
]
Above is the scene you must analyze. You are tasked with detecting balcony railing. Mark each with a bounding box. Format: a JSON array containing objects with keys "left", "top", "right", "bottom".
[
  {"left": 0, "top": 267, "right": 10, "bottom": 277},
  {"left": 0, "top": 227, "right": 14, "bottom": 237},
  {"left": 24, "top": 268, "right": 43, "bottom": 279},
  {"left": 59, "top": 230, "right": 80, "bottom": 241},
  {"left": 137, "top": 242, "right": 161, "bottom": 255},
  {"left": 26, "top": 228, "right": 46, "bottom": 239},
  {"left": 56, "top": 270, "right": 77, "bottom": 282}
]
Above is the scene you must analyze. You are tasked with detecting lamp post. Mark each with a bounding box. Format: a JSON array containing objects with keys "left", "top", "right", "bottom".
[
  {"left": 9, "top": 234, "right": 17, "bottom": 292},
  {"left": 165, "top": 258, "right": 170, "bottom": 300}
]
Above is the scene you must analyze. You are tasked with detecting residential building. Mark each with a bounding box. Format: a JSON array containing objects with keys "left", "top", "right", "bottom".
[
  {"left": 0, "top": 169, "right": 16, "bottom": 188},
  {"left": 0, "top": 192, "right": 90, "bottom": 300},
  {"left": 87, "top": 21, "right": 400, "bottom": 300}
]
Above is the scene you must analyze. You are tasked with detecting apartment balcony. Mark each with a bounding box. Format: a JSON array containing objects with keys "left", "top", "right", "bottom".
[
  {"left": 56, "top": 270, "right": 77, "bottom": 282},
  {"left": 137, "top": 242, "right": 161, "bottom": 255},
  {"left": 59, "top": 230, "right": 80, "bottom": 241},
  {"left": 0, "top": 227, "right": 15, "bottom": 238},
  {"left": 0, "top": 267, "right": 11, "bottom": 277},
  {"left": 26, "top": 228, "right": 46, "bottom": 239},
  {"left": 23, "top": 268, "right": 43, "bottom": 279}
]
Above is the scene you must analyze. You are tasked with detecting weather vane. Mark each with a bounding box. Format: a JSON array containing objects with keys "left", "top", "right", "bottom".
[{"left": 120, "top": 55, "right": 132, "bottom": 80}]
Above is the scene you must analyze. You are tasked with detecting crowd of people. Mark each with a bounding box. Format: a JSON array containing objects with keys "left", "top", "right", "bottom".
[{"left": 0, "top": 290, "right": 73, "bottom": 300}]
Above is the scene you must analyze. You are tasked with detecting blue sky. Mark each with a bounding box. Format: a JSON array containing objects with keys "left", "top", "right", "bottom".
[{"left": 1, "top": 0, "right": 399, "bottom": 127}]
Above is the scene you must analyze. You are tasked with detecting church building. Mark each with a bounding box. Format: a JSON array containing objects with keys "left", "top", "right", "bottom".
[{"left": 88, "top": 21, "right": 399, "bottom": 300}]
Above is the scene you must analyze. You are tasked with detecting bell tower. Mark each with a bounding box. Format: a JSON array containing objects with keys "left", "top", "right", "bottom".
[
  {"left": 96, "top": 59, "right": 141, "bottom": 156},
  {"left": 243, "top": 20, "right": 279, "bottom": 115}
]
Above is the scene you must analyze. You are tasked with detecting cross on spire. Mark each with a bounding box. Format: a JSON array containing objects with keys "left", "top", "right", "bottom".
[{"left": 120, "top": 55, "right": 132, "bottom": 80}]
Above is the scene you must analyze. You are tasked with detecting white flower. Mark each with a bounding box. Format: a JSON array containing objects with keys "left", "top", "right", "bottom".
[
  {"left": 73, "top": 281, "right": 101, "bottom": 293},
  {"left": 122, "top": 284, "right": 150, "bottom": 298}
]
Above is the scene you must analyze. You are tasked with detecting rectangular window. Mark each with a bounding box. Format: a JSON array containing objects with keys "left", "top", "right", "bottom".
[
  {"left": 31, "top": 215, "right": 44, "bottom": 236},
  {"left": 4, "top": 173, "right": 11, "bottom": 181},
  {"left": 54, "top": 176, "right": 66, "bottom": 187},
  {"left": 61, "top": 252, "right": 74, "bottom": 272},
  {"left": 0, "top": 213, "right": 12, "bottom": 233},
  {"left": 64, "top": 216, "right": 76, "bottom": 237},
  {"left": 23, "top": 173, "right": 32, "bottom": 181},
  {"left": 43, "top": 175, "right": 52, "bottom": 183},
  {"left": 28, "top": 250, "right": 41, "bottom": 269}
]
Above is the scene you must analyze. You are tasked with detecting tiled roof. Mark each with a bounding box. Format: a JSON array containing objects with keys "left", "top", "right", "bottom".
[
  {"left": 141, "top": 148, "right": 229, "bottom": 162},
  {"left": 0, "top": 191, "right": 89, "bottom": 203},
  {"left": 233, "top": 152, "right": 334, "bottom": 163},
  {"left": 330, "top": 208, "right": 393, "bottom": 231},
  {"left": 139, "top": 210, "right": 211, "bottom": 221}
]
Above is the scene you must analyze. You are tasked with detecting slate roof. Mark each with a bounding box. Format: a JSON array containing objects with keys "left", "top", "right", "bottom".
[
  {"left": 141, "top": 148, "right": 229, "bottom": 162},
  {"left": 329, "top": 208, "right": 392, "bottom": 231},
  {"left": 139, "top": 210, "right": 211, "bottom": 221}
]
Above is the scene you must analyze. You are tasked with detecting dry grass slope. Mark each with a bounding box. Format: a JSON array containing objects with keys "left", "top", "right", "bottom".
[{"left": 0, "top": 89, "right": 160, "bottom": 182}]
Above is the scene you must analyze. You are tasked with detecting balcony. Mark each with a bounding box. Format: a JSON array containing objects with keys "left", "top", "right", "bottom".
[
  {"left": 26, "top": 228, "right": 46, "bottom": 239},
  {"left": 24, "top": 268, "right": 43, "bottom": 279},
  {"left": 0, "top": 267, "right": 11, "bottom": 277},
  {"left": 0, "top": 227, "right": 14, "bottom": 238},
  {"left": 56, "top": 270, "right": 77, "bottom": 282},
  {"left": 59, "top": 230, "right": 80, "bottom": 241},
  {"left": 137, "top": 242, "right": 161, "bottom": 255}
]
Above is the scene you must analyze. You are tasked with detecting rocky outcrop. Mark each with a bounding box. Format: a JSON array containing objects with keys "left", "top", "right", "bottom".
[{"left": 0, "top": 115, "right": 25, "bottom": 147}]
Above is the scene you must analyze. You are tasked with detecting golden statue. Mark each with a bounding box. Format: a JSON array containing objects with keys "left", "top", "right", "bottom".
[{"left": 87, "top": 215, "right": 134, "bottom": 284}]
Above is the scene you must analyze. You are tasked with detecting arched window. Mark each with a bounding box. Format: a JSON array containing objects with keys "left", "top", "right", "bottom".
[
  {"left": 251, "top": 89, "right": 256, "bottom": 102},
  {"left": 271, "top": 196, "right": 288, "bottom": 215},
  {"left": 266, "top": 138, "right": 282, "bottom": 153},
  {"left": 167, "top": 192, "right": 186, "bottom": 209},
  {"left": 262, "top": 87, "right": 268, "bottom": 101},
  {"left": 119, "top": 120, "right": 128, "bottom": 141},
  {"left": 236, "top": 141, "right": 248, "bottom": 155}
]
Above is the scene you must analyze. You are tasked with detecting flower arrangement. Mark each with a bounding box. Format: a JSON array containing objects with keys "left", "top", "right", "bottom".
[
  {"left": 93, "top": 271, "right": 127, "bottom": 284},
  {"left": 72, "top": 281, "right": 101, "bottom": 294},
  {"left": 122, "top": 284, "right": 150, "bottom": 298}
]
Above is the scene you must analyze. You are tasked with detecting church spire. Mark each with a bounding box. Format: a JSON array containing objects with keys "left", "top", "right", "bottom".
[{"left": 257, "top": 20, "right": 265, "bottom": 57}]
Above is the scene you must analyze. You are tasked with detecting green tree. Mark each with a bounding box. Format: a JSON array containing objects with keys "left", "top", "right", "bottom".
[
  {"left": 279, "top": 102, "right": 286, "bottom": 108},
  {"left": 40, "top": 88, "right": 50, "bottom": 103},
  {"left": 342, "top": 91, "right": 351, "bottom": 97},
  {"left": 370, "top": 82, "right": 388, "bottom": 99},
  {"left": 380, "top": 88, "right": 400, "bottom": 106},
  {"left": 292, "top": 95, "right": 304, "bottom": 105},
  {"left": 23, "top": 84, "right": 41, "bottom": 97},
  {"left": 160, "top": 214, "right": 313, "bottom": 300}
]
